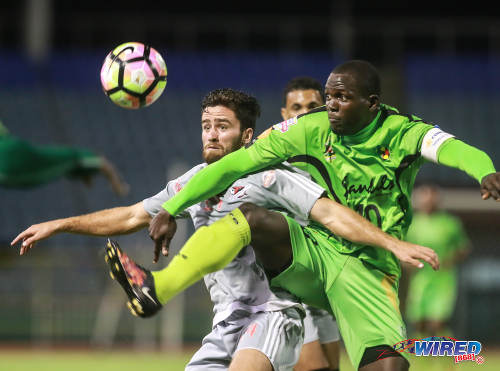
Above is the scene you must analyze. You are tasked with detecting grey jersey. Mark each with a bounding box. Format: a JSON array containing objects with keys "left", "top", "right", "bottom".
[{"left": 143, "top": 163, "right": 325, "bottom": 326}]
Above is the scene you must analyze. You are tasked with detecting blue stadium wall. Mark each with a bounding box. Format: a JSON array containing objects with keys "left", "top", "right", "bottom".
[
  {"left": 1, "top": 52, "right": 499, "bottom": 343},
  {"left": 0, "top": 51, "right": 498, "bottom": 242}
]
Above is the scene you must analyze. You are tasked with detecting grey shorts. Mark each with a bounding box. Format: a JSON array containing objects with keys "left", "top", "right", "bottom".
[
  {"left": 185, "top": 307, "right": 304, "bottom": 371},
  {"left": 303, "top": 305, "right": 340, "bottom": 345}
]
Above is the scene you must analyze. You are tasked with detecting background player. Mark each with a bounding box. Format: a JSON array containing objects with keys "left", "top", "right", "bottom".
[
  {"left": 0, "top": 119, "right": 129, "bottom": 196},
  {"left": 405, "top": 184, "right": 471, "bottom": 339},
  {"left": 281, "top": 76, "right": 341, "bottom": 371},
  {"left": 144, "top": 60, "right": 498, "bottom": 370}
]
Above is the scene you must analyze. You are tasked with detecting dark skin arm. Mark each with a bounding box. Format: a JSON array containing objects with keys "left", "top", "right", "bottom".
[
  {"left": 148, "top": 209, "right": 177, "bottom": 263},
  {"left": 481, "top": 172, "right": 500, "bottom": 201}
]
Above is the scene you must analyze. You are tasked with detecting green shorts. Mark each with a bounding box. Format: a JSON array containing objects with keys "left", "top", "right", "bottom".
[
  {"left": 0, "top": 136, "right": 101, "bottom": 188},
  {"left": 406, "top": 269, "right": 457, "bottom": 322},
  {"left": 270, "top": 216, "right": 408, "bottom": 369}
]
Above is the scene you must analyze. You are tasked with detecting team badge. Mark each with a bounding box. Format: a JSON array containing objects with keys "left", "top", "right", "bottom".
[
  {"left": 230, "top": 186, "right": 245, "bottom": 195},
  {"left": 379, "top": 146, "right": 390, "bottom": 160},
  {"left": 230, "top": 185, "right": 249, "bottom": 199},
  {"left": 324, "top": 143, "right": 336, "bottom": 161}
]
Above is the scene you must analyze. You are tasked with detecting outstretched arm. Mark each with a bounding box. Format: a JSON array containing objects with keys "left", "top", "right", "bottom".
[
  {"left": 436, "top": 139, "right": 499, "bottom": 200},
  {"left": 11, "top": 202, "right": 150, "bottom": 255},
  {"left": 309, "top": 197, "right": 440, "bottom": 270}
]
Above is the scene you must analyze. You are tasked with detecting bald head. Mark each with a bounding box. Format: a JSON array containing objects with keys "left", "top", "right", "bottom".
[
  {"left": 332, "top": 60, "right": 381, "bottom": 98},
  {"left": 325, "top": 59, "right": 381, "bottom": 135}
]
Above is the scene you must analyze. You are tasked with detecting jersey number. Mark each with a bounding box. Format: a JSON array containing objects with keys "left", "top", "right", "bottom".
[{"left": 354, "top": 204, "right": 382, "bottom": 228}]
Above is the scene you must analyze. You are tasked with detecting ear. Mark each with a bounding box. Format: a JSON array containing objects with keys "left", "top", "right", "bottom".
[
  {"left": 280, "top": 107, "right": 287, "bottom": 120},
  {"left": 368, "top": 94, "right": 380, "bottom": 112},
  {"left": 241, "top": 128, "right": 254, "bottom": 145}
]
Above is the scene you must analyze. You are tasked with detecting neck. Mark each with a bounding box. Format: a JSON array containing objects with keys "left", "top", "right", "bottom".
[{"left": 342, "top": 110, "right": 381, "bottom": 144}]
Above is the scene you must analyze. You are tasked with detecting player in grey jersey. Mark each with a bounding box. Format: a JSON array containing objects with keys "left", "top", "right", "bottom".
[
  {"left": 13, "top": 88, "right": 314, "bottom": 370},
  {"left": 144, "top": 161, "right": 325, "bottom": 370}
]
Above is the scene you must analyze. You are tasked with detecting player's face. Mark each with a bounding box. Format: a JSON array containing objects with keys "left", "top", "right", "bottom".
[
  {"left": 281, "top": 89, "right": 323, "bottom": 120},
  {"left": 201, "top": 105, "right": 253, "bottom": 164},
  {"left": 325, "top": 72, "right": 377, "bottom": 135},
  {"left": 413, "top": 186, "right": 439, "bottom": 213}
]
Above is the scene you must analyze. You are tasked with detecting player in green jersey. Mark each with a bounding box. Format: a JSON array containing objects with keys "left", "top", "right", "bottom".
[
  {"left": 405, "top": 184, "right": 471, "bottom": 339},
  {"left": 144, "top": 60, "right": 497, "bottom": 370},
  {"left": 143, "top": 60, "right": 497, "bottom": 370},
  {"left": 84, "top": 60, "right": 495, "bottom": 370},
  {"left": 0, "top": 120, "right": 129, "bottom": 196}
]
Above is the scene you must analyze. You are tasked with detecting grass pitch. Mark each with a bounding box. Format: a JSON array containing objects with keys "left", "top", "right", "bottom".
[{"left": 1, "top": 347, "right": 498, "bottom": 370}]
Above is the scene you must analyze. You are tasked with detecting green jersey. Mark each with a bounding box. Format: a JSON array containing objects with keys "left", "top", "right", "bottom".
[
  {"left": 405, "top": 211, "right": 469, "bottom": 322},
  {"left": 162, "top": 104, "right": 493, "bottom": 277},
  {"left": 406, "top": 211, "right": 469, "bottom": 274},
  {"left": 247, "top": 104, "right": 436, "bottom": 277}
]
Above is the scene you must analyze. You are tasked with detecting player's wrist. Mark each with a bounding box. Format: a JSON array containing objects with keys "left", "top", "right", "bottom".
[
  {"left": 161, "top": 202, "right": 177, "bottom": 217},
  {"left": 381, "top": 235, "right": 399, "bottom": 253},
  {"left": 480, "top": 172, "right": 497, "bottom": 185}
]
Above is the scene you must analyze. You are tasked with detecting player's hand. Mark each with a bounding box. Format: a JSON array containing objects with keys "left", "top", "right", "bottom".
[
  {"left": 99, "top": 157, "right": 130, "bottom": 197},
  {"left": 390, "top": 240, "right": 440, "bottom": 270},
  {"left": 480, "top": 172, "right": 500, "bottom": 201},
  {"left": 148, "top": 209, "right": 177, "bottom": 263},
  {"left": 11, "top": 222, "right": 58, "bottom": 256}
]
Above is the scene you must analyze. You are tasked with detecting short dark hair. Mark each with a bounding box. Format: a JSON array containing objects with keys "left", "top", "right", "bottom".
[
  {"left": 283, "top": 76, "right": 325, "bottom": 105},
  {"left": 201, "top": 88, "right": 260, "bottom": 131},
  {"left": 332, "top": 60, "right": 381, "bottom": 97}
]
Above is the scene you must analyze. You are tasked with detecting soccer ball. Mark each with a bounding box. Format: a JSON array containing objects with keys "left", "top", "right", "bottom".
[{"left": 100, "top": 42, "right": 167, "bottom": 109}]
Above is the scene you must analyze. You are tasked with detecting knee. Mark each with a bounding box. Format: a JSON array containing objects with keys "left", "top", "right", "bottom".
[{"left": 239, "top": 202, "right": 267, "bottom": 229}]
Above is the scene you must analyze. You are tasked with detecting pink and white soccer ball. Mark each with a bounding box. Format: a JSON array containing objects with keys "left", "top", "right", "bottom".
[{"left": 100, "top": 42, "right": 167, "bottom": 109}]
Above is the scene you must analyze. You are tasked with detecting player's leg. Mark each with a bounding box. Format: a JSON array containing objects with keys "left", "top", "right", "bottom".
[
  {"left": 422, "top": 273, "right": 457, "bottom": 338},
  {"left": 295, "top": 341, "right": 330, "bottom": 371},
  {"left": 326, "top": 257, "right": 410, "bottom": 370},
  {"left": 185, "top": 322, "right": 236, "bottom": 370},
  {"left": 230, "top": 349, "right": 273, "bottom": 371},
  {"left": 315, "top": 311, "right": 341, "bottom": 371},
  {"left": 321, "top": 341, "right": 340, "bottom": 371},
  {"left": 230, "top": 308, "right": 304, "bottom": 371},
  {"left": 105, "top": 203, "right": 326, "bottom": 317},
  {"left": 294, "top": 309, "right": 330, "bottom": 371},
  {"left": 358, "top": 355, "right": 408, "bottom": 371},
  {"left": 107, "top": 208, "right": 252, "bottom": 316},
  {"left": 238, "top": 202, "right": 293, "bottom": 273}
]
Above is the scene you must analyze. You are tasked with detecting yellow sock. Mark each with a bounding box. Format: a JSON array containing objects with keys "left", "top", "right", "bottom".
[{"left": 152, "top": 208, "right": 251, "bottom": 304}]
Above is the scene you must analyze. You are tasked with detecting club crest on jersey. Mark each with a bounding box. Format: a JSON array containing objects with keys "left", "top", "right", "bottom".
[
  {"left": 230, "top": 186, "right": 245, "bottom": 195},
  {"left": 272, "top": 117, "right": 298, "bottom": 133},
  {"left": 379, "top": 146, "right": 390, "bottom": 160},
  {"left": 324, "top": 143, "right": 336, "bottom": 161},
  {"left": 230, "top": 185, "right": 249, "bottom": 199}
]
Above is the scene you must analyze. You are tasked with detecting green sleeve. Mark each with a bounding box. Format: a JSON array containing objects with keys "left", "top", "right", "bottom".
[
  {"left": 437, "top": 139, "right": 496, "bottom": 183},
  {"left": 162, "top": 116, "right": 308, "bottom": 216},
  {"left": 161, "top": 148, "right": 260, "bottom": 215}
]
